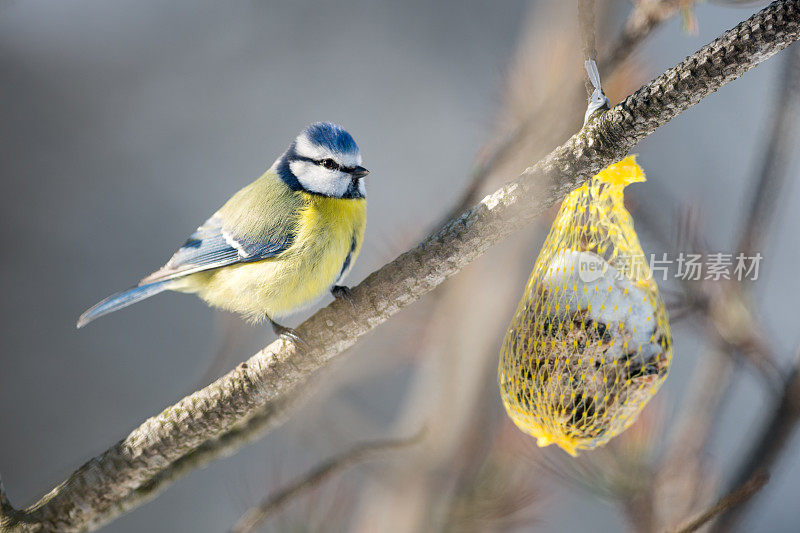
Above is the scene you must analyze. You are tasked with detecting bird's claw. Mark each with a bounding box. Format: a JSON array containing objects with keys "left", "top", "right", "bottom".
[
  {"left": 331, "top": 285, "right": 355, "bottom": 308},
  {"left": 270, "top": 319, "right": 307, "bottom": 348}
]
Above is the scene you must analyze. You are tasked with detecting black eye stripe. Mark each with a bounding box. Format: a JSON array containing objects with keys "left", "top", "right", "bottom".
[{"left": 293, "top": 155, "right": 355, "bottom": 173}]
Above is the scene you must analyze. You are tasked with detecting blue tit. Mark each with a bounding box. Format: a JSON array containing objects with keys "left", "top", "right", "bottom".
[{"left": 78, "top": 122, "right": 369, "bottom": 339}]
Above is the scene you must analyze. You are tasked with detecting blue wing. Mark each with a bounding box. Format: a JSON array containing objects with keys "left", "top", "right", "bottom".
[{"left": 141, "top": 216, "right": 293, "bottom": 283}]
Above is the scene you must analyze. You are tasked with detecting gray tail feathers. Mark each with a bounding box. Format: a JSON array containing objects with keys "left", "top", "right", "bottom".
[{"left": 77, "top": 281, "right": 169, "bottom": 328}]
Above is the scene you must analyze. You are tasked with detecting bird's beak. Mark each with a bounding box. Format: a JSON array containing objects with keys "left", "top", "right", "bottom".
[{"left": 350, "top": 166, "right": 369, "bottom": 179}]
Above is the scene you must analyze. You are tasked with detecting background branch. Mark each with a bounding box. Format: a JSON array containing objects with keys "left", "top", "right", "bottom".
[
  {"left": 671, "top": 471, "right": 770, "bottom": 533},
  {"left": 610, "top": 1, "right": 685, "bottom": 69},
  {"left": 231, "top": 431, "right": 423, "bottom": 533},
  {"left": 712, "top": 346, "right": 800, "bottom": 530},
  {"left": 579, "top": 0, "right": 599, "bottom": 96},
  {"left": 2, "top": 2, "right": 799, "bottom": 531}
]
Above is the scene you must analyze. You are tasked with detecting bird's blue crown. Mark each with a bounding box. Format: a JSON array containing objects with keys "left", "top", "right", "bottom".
[{"left": 303, "top": 122, "right": 359, "bottom": 155}]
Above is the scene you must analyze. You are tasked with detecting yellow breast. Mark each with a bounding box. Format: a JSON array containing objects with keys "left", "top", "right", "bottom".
[{"left": 185, "top": 193, "right": 366, "bottom": 321}]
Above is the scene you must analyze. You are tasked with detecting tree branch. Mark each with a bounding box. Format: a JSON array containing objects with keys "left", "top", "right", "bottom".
[{"left": 3, "top": 2, "right": 799, "bottom": 531}]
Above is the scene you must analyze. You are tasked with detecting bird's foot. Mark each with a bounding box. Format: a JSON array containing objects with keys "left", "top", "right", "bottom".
[
  {"left": 331, "top": 285, "right": 355, "bottom": 308},
  {"left": 270, "top": 319, "right": 307, "bottom": 348}
]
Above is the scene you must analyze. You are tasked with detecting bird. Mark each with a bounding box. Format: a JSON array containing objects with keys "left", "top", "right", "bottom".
[{"left": 77, "top": 122, "right": 369, "bottom": 341}]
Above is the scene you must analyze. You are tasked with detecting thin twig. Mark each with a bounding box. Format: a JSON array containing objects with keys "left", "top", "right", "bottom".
[
  {"left": 579, "top": 0, "right": 599, "bottom": 96},
  {"left": 230, "top": 431, "right": 424, "bottom": 533},
  {"left": 671, "top": 470, "right": 770, "bottom": 533},
  {"left": 607, "top": 1, "right": 684, "bottom": 69},
  {"left": 2, "top": 3, "right": 799, "bottom": 531},
  {"left": 712, "top": 344, "right": 800, "bottom": 531}
]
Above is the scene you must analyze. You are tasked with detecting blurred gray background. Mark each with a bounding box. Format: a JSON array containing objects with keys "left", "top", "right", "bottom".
[{"left": 1, "top": 1, "right": 799, "bottom": 532}]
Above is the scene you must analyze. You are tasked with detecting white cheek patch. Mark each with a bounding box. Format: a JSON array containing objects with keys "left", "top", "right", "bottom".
[{"left": 290, "top": 160, "right": 350, "bottom": 197}]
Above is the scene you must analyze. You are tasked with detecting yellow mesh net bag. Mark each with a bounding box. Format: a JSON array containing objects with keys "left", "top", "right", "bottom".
[{"left": 498, "top": 156, "right": 672, "bottom": 456}]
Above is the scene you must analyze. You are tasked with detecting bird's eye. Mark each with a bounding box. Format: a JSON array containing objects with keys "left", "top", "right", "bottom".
[{"left": 321, "top": 159, "right": 339, "bottom": 170}]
